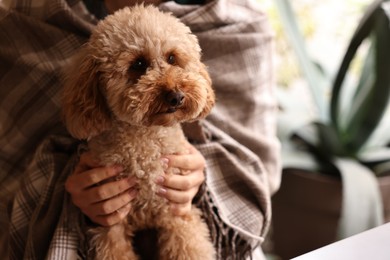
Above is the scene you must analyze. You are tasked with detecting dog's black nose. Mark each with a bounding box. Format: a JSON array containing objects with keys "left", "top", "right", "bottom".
[{"left": 165, "top": 91, "right": 185, "bottom": 107}]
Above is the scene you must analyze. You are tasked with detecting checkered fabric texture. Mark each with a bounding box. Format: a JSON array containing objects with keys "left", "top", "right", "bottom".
[{"left": 0, "top": 0, "right": 281, "bottom": 259}]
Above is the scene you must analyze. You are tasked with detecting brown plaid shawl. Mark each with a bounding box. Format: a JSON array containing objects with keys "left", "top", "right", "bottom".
[{"left": 0, "top": 0, "right": 281, "bottom": 259}]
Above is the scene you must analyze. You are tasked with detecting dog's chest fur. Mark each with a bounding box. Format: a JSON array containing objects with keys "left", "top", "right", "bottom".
[{"left": 88, "top": 122, "right": 188, "bottom": 228}]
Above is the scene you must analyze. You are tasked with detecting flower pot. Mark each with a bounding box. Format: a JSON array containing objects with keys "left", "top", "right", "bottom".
[
  {"left": 379, "top": 174, "right": 390, "bottom": 222},
  {"left": 271, "top": 169, "right": 390, "bottom": 259}
]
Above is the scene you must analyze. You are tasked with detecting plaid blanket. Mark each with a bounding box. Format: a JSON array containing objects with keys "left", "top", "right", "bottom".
[{"left": 0, "top": 0, "right": 281, "bottom": 259}]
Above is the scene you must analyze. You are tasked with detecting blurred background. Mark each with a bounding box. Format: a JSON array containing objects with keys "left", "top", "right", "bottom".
[
  {"left": 259, "top": 0, "right": 390, "bottom": 259},
  {"left": 265, "top": 0, "right": 371, "bottom": 93}
]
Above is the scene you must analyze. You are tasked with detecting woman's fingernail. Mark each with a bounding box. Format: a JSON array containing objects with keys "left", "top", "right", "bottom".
[
  {"left": 117, "top": 205, "right": 130, "bottom": 216},
  {"left": 161, "top": 158, "right": 169, "bottom": 170},
  {"left": 157, "top": 187, "right": 167, "bottom": 195},
  {"left": 155, "top": 175, "right": 165, "bottom": 184},
  {"left": 129, "top": 189, "right": 138, "bottom": 198}
]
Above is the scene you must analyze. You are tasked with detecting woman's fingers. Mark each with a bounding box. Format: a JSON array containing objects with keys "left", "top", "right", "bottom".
[
  {"left": 68, "top": 144, "right": 206, "bottom": 223},
  {"left": 89, "top": 203, "right": 132, "bottom": 227},
  {"left": 72, "top": 176, "right": 138, "bottom": 207},
  {"left": 85, "top": 188, "right": 138, "bottom": 216},
  {"left": 164, "top": 145, "right": 205, "bottom": 172},
  {"left": 158, "top": 170, "right": 204, "bottom": 192},
  {"left": 65, "top": 150, "right": 140, "bottom": 226},
  {"left": 157, "top": 184, "right": 198, "bottom": 204},
  {"left": 155, "top": 143, "right": 206, "bottom": 216},
  {"left": 86, "top": 188, "right": 137, "bottom": 226},
  {"left": 65, "top": 165, "right": 124, "bottom": 193}
]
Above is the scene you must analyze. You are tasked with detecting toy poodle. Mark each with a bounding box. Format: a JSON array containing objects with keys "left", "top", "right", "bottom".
[{"left": 62, "top": 4, "right": 215, "bottom": 260}]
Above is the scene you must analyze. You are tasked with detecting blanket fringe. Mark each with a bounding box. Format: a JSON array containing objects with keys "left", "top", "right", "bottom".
[{"left": 195, "top": 184, "right": 254, "bottom": 260}]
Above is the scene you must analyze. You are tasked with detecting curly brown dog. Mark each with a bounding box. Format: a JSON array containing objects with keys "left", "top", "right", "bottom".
[{"left": 62, "top": 4, "right": 215, "bottom": 260}]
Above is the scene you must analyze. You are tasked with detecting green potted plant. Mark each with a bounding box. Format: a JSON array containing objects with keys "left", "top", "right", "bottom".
[{"left": 272, "top": 0, "right": 390, "bottom": 258}]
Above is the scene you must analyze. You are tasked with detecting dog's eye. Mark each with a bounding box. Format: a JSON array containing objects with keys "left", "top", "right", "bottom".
[
  {"left": 130, "top": 58, "right": 149, "bottom": 71},
  {"left": 167, "top": 54, "right": 176, "bottom": 65}
]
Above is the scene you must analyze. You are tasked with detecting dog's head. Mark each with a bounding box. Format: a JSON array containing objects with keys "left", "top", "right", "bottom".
[{"left": 62, "top": 5, "right": 214, "bottom": 140}]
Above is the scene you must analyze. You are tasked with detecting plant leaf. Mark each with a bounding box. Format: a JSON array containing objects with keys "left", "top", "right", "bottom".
[
  {"left": 345, "top": 4, "right": 390, "bottom": 152},
  {"left": 344, "top": 43, "right": 375, "bottom": 128},
  {"left": 335, "top": 158, "right": 384, "bottom": 239},
  {"left": 331, "top": 1, "right": 390, "bottom": 154},
  {"left": 359, "top": 146, "right": 390, "bottom": 164},
  {"left": 330, "top": 0, "right": 382, "bottom": 131}
]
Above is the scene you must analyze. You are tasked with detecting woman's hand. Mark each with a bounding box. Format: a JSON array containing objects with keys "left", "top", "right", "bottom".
[
  {"left": 66, "top": 143, "right": 205, "bottom": 224},
  {"left": 65, "top": 152, "right": 138, "bottom": 226},
  {"left": 155, "top": 143, "right": 206, "bottom": 216}
]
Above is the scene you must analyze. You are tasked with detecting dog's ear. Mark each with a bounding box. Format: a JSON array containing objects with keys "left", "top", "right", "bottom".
[
  {"left": 62, "top": 48, "right": 112, "bottom": 140},
  {"left": 197, "top": 64, "right": 215, "bottom": 119}
]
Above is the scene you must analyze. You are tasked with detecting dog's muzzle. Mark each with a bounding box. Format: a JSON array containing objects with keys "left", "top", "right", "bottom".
[{"left": 165, "top": 90, "right": 185, "bottom": 113}]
